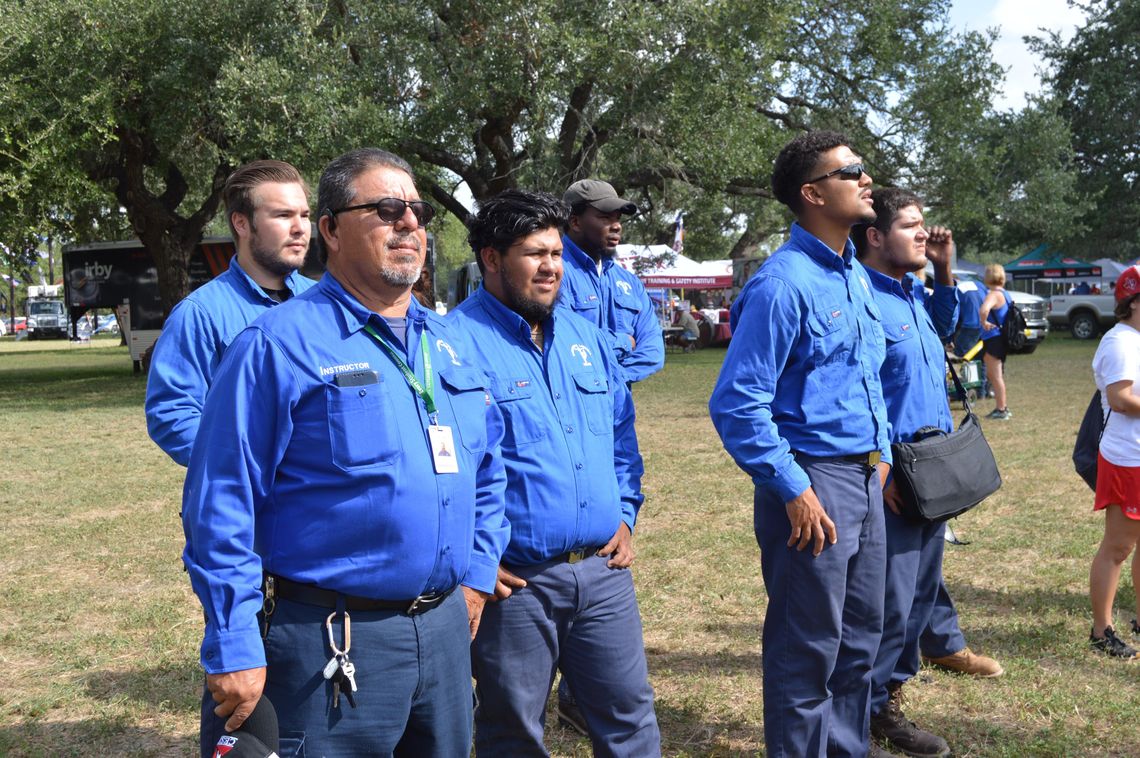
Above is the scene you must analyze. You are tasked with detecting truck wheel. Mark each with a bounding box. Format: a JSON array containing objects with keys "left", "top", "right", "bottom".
[{"left": 1070, "top": 313, "right": 1098, "bottom": 340}]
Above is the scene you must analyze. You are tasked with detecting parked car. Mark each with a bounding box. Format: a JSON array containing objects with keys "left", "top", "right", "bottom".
[
  {"left": 1046, "top": 293, "right": 1116, "bottom": 340},
  {"left": 3, "top": 316, "right": 27, "bottom": 335}
]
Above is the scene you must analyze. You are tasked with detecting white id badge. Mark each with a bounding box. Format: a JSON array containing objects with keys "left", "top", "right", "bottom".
[{"left": 428, "top": 425, "right": 460, "bottom": 474}]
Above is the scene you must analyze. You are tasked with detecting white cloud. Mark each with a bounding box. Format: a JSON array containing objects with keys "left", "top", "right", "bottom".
[{"left": 951, "top": 0, "right": 1087, "bottom": 109}]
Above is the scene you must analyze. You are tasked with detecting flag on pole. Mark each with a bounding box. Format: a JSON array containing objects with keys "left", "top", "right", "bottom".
[{"left": 672, "top": 212, "right": 684, "bottom": 254}]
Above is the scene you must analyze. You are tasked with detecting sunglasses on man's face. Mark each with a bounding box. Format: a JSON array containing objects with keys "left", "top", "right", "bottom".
[
  {"left": 804, "top": 163, "right": 865, "bottom": 184},
  {"left": 330, "top": 197, "right": 436, "bottom": 226}
]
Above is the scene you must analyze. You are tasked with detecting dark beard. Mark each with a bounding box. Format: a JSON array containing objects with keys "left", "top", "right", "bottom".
[{"left": 502, "top": 275, "right": 556, "bottom": 325}]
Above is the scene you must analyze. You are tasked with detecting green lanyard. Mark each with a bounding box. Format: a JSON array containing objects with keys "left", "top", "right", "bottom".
[{"left": 363, "top": 325, "right": 437, "bottom": 422}]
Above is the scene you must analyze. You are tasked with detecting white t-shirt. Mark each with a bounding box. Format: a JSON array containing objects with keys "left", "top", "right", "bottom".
[{"left": 1093, "top": 322, "right": 1140, "bottom": 466}]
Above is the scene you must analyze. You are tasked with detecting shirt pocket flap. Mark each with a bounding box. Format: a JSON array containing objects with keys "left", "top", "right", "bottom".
[
  {"left": 490, "top": 377, "right": 536, "bottom": 402},
  {"left": 438, "top": 366, "right": 489, "bottom": 393},
  {"left": 573, "top": 371, "right": 609, "bottom": 394},
  {"left": 883, "top": 322, "right": 916, "bottom": 343},
  {"left": 808, "top": 306, "right": 845, "bottom": 337}
]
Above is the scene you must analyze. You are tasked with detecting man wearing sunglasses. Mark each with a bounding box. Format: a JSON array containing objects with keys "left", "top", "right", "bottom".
[
  {"left": 146, "top": 160, "right": 317, "bottom": 469},
  {"left": 181, "top": 148, "right": 509, "bottom": 756},
  {"left": 710, "top": 131, "right": 892, "bottom": 757},
  {"left": 559, "top": 179, "right": 664, "bottom": 384}
]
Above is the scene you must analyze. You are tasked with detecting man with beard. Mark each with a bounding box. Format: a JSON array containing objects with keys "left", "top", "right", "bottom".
[
  {"left": 709, "top": 131, "right": 892, "bottom": 757},
  {"left": 853, "top": 189, "right": 1001, "bottom": 758},
  {"left": 146, "top": 159, "right": 317, "bottom": 466},
  {"left": 559, "top": 179, "right": 664, "bottom": 384},
  {"left": 450, "top": 189, "right": 661, "bottom": 756},
  {"left": 182, "top": 148, "right": 509, "bottom": 756}
]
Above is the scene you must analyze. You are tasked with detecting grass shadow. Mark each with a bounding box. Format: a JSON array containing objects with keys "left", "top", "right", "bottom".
[
  {"left": 83, "top": 662, "right": 203, "bottom": 711},
  {"left": 0, "top": 721, "right": 191, "bottom": 757}
]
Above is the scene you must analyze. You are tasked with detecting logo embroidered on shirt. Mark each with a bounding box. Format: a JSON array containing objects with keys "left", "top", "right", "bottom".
[
  {"left": 435, "top": 339, "right": 462, "bottom": 366},
  {"left": 831, "top": 309, "right": 842, "bottom": 319},
  {"left": 587, "top": 294, "right": 599, "bottom": 301},
  {"left": 902, "top": 324, "right": 911, "bottom": 331},
  {"left": 320, "top": 361, "right": 371, "bottom": 376},
  {"left": 615, "top": 281, "right": 632, "bottom": 295},
  {"left": 570, "top": 344, "right": 593, "bottom": 367},
  {"left": 515, "top": 380, "right": 530, "bottom": 388}
]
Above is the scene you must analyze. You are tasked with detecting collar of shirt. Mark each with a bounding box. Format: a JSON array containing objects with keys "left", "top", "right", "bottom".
[
  {"left": 788, "top": 222, "right": 856, "bottom": 272},
  {"left": 472, "top": 285, "right": 554, "bottom": 349},
  {"left": 561, "top": 235, "right": 613, "bottom": 277},
  {"left": 226, "top": 255, "right": 307, "bottom": 304},
  {"left": 317, "top": 272, "right": 430, "bottom": 349},
  {"left": 865, "top": 266, "right": 921, "bottom": 302}
]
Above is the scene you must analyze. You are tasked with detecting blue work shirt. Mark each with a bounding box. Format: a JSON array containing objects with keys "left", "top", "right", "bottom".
[
  {"left": 449, "top": 287, "right": 644, "bottom": 566},
  {"left": 181, "top": 274, "right": 509, "bottom": 674},
  {"left": 709, "top": 223, "right": 891, "bottom": 503},
  {"left": 867, "top": 268, "right": 959, "bottom": 442},
  {"left": 559, "top": 235, "right": 665, "bottom": 383},
  {"left": 955, "top": 280, "right": 986, "bottom": 331},
  {"left": 146, "top": 256, "right": 316, "bottom": 466}
]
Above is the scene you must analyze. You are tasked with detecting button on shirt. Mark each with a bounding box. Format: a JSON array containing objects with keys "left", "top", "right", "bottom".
[
  {"left": 709, "top": 223, "right": 891, "bottom": 503},
  {"left": 181, "top": 275, "right": 509, "bottom": 674},
  {"left": 146, "top": 256, "right": 316, "bottom": 466},
  {"left": 449, "top": 287, "right": 644, "bottom": 566},
  {"left": 559, "top": 235, "right": 665, "bottom": 383},
  {"left": 867, "top": 269, "right": 959, "bottom": 442}
]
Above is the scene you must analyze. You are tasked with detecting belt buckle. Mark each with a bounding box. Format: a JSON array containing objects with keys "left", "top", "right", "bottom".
[
  {"left": 406, "top": 594, "right": 429, "bottom": 615},
  {"left": 568, "top": 549, "right": 587, "bottom": 564},
  {"left": 867, "top": 450, "right": 881, "bottom": 467}
]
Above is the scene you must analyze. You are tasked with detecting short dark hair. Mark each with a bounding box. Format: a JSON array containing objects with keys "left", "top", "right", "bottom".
[
  {"left": 316, "top": 148, "right": 416, "bottom": 263},
  {"left": 852, "top": 187, "right": 923, "bottom": 258},
  {"left": 771, "top": 130, "right": 853, "bottom": 213},
  {"left": 468, "top": 189, "right": 569, "bottom": 273},
  {"left": 223, "top": 160, "right": 310, "bottom": 238},
  {"left": 1115, "top": 292, "right": 1140, "bottom": 321}
]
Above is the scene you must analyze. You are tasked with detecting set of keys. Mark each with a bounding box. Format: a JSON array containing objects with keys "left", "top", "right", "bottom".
[{"left": 323, "top": 610, "right": 358, "bottom": 709}]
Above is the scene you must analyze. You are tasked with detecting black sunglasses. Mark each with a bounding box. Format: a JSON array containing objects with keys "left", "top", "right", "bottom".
[
  {"left": 804, "top": 163, "right": 865, "bottom": 184},
  {"left": 330, "top": 197, "right": 436, "bottom": 226}
]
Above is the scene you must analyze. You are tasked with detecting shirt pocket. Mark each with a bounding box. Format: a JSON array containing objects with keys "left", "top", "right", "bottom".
[
  {"left": 573, "top": 371, "right": 612, "bottom": 435},
  {"left": 489, "top": 377, "right": 544, "bottom": 447},
  {"left": 882, "top": 322, "right": 916, "bottom": 376},
  {"left": 612, "top": 288, "right": 642, "bottom": 332},
  {"left": 438, "top": 366, "right": 490, "bottom": 453},
  {"left": 325, "top": 379, "right": 400, "bottom": 470},
  {"left": 807, "top": 305, "right": 855, "bottom": 365}
]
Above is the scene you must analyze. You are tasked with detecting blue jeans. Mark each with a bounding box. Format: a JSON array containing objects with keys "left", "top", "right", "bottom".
[
  {"left": 754, "top": 455, "right": 886, "bottom": 758},
  {"left": 202, "top": 591, "right": 473, "bottom": 757},
  {"left": 472, "top": 552, "right": 660, "bottom": 757},
  {"left": 871, "top": 509, "right": 959, "bottom": 713}
]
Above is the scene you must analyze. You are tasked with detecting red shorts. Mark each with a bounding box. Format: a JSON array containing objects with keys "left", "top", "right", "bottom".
[{"left": 1094, "top": 452, "right": 1140, "bottom": 520}]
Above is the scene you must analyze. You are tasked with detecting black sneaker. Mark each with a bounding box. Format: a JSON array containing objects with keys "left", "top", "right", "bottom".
[
  {"left": 556, "top": 695, "right": 589, "bottom": 736},
  {"left": 1089, "top": 626, "right": 1140, "bottom": 659},
  {"left": 985, "top": 407, "right": 1011, "bottom": 421},
  {"left": 870, "top": 685, "right": 951, "bottom": 758}
]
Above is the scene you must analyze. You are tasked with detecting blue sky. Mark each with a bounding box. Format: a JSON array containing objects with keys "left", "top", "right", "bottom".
[{"left": 948, "top": 0, "right": 1086, "bottom": 109}]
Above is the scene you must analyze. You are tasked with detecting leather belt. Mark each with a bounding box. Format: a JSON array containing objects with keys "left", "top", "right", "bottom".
[
  {"left": 267, "top": 575, "right": 454, "bottom": 615},
  {"left": 837, "top": 450, "right": 882, "bottom": 467}
]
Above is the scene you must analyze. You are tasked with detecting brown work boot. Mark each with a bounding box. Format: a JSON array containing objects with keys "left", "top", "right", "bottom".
[
  {"left": 870, "top": 684, "right": 951, "bottom": 758},
  {"left": 923, "top": 647, "right": 1004, "bottom": 677}
]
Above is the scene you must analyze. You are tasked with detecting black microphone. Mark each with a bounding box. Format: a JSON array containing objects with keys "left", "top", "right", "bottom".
[{"left": 212, "top": 695, "right": 280, "bottom": 758}]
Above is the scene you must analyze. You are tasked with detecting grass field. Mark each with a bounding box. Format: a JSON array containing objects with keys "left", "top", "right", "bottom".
[{"left": 1, "top": 334, "right": 1136, "bottom": 757}]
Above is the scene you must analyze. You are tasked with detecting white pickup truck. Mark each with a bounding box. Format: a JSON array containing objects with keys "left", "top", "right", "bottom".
[{"left": 1046, "top": 293, "right": 1116, "bottom": 339}]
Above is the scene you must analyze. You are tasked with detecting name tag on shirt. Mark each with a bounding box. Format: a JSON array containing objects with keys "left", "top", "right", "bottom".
[{"left": 428, "top": 425, "right": 459, "bottom": 474}]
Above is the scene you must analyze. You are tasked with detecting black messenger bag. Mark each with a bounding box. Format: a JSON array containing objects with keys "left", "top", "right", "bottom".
[{"left": 890, "top": 358, "right": 1002, "bottom": 523}]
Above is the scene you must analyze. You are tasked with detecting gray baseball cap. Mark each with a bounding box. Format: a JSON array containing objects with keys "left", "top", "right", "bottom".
[{"left": 563, "top": 180, "right": 638, "bottom": 215}]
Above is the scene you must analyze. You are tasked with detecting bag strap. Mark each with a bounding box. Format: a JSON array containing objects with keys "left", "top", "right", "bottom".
[{"left": 945, "top": 355, "right": 975, "bottom": 415}]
